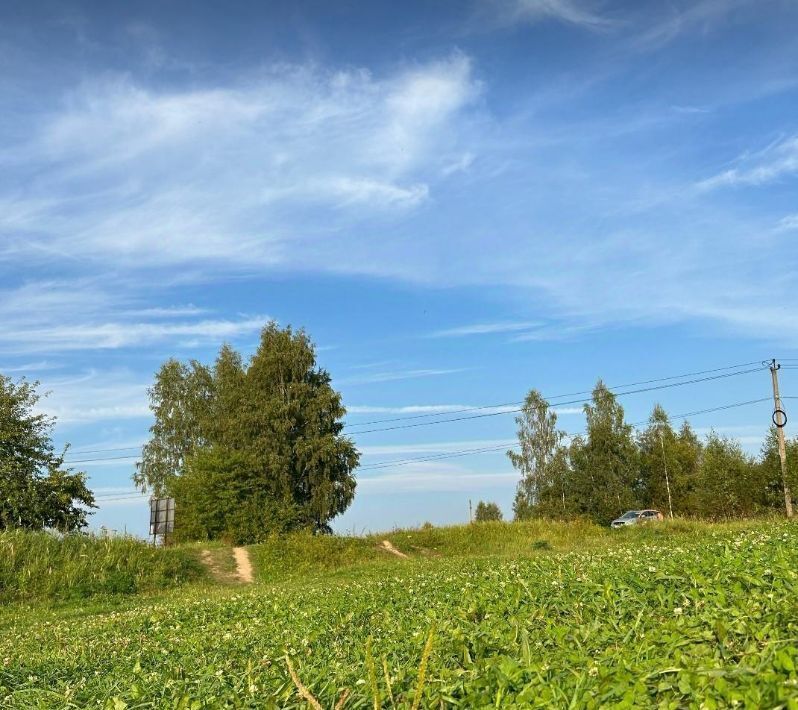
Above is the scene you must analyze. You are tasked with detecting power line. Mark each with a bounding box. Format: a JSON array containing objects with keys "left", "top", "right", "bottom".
[
  {"left": 89, "top": 396, "right": 774, "bottom": 497},
  {"left": 346, "top": 366, "right": 767, "bottom": 435},
  {"left": 66, "top": 366, "right": 767, "bottom": 465},
  {"left": 344, "top": 360, "right": 766, "bottom": 427},
  {"left": 67, "top": 445, "right": 142, "bottom": 456},
  {"left": 356, "top": 396, "right": 773, "bottom": 473},
  {"left": 61, "top": 360, "right": 767, "bottom": 463}
]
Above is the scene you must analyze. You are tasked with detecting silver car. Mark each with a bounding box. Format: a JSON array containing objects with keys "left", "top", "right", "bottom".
[{"left": 611, "top": 509, "right": 663, "bottom": 528}]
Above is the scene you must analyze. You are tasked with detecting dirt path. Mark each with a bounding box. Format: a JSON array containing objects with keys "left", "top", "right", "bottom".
[
  {"left": 379, "top": 540, "right": 409, "bottom": 559},
  {"left": 200, "top": 546, "right": 254, "bottom": 584},
  {"left": 233, "top": 546, "right": 254, "bottom": 583}
]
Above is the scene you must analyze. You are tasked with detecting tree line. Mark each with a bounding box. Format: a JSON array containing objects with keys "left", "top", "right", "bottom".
[
  {"left": 508, "top": 383, "right": 797, "bottom": 524},
  {"left": 2, "top": 325, "right": 794, "bottom": 538}
]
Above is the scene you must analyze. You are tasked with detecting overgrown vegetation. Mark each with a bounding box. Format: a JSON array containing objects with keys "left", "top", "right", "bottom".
[
  {"left": 510, "top": 384, "right": 798, "bottom": 523},
  {"left": 2, "top": 520, "right": 797, "bottom": 707},
  {"left": 0, "top": 530, "right": 204, "bottom": 602}
]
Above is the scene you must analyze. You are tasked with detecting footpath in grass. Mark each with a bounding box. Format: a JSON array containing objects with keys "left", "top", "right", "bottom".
[{"left": 2, "top": 520, "right": 798, "bottom": 707}]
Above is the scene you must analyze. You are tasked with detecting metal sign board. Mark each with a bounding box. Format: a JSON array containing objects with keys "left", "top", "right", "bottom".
[{"left": 149, "top": 497, "right": 175, "bottom": 540}]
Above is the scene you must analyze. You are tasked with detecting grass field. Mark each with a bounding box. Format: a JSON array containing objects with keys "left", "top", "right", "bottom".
[{"left": 2, "top": 520, "right": 798, "bottom": 707}]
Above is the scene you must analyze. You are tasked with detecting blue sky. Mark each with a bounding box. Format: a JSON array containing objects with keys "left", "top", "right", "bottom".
[{"left": 2, "top": 0, "right": 798, "bottom": 536}]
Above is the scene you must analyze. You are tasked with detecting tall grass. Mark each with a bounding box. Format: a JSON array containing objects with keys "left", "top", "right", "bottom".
[
  {"left": 0, "top": 529, "right": 204, "bottom": 602},
  {"left": 248, "top": 517, "right": 777, "bottom": 584}
]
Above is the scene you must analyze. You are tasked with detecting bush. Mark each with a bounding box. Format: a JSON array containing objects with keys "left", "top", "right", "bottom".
[{"left": 474, "top": 501, "right": 503, "bottom": 522}]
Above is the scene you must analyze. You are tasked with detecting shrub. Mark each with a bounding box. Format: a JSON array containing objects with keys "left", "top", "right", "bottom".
[{"left": 474, "top": 501, "right": 503, "bottom": 522}]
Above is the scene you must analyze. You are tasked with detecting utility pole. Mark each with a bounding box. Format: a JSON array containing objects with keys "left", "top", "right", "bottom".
[
  {"left": 769, "top": 359, "right": 793, "bottom": 518},
  {"left": 659, "top": 431, "right": 674, "bottom": 519},
  {"left": 469, "top": 499, "right": 473, "bottom": 524}
]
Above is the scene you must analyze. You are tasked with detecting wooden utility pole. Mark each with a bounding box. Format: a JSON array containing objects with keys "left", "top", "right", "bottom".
[
  {"left": 469, "top": 499, "right": 473, "bottom": 524},
  {"left": 769, "top": 359, "right": 793, "bottom": 518}
]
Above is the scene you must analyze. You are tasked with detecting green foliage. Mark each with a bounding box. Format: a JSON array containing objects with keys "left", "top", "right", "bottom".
[
  {"left": 569, "top": 381, "right": 640, "bottom": 524},
  {"left": 509, "top": 389, "right": 570, "bottom": 520},
  {"left": 3, "top": 521, "right": 798, "bottom": 707},
  {"left": 474, "top": 500, "right": 503, "bottom": 522},
  {"left": 135, "top": 323, "right": 359, "bottom": 541},
  {"left": 0, "top": 529, "right": 204, "bottom": 602},
  {"left": 510, "top": 380, "right": 797, "bottom": 523},
  {"left": 0, "top": 376, "right": 94, "bottom": 531}
]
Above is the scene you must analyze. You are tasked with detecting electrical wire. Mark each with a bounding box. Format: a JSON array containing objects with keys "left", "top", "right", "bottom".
[
  {"left": 89, "top": 396, "right": 776, "bottom": 498},
  {"left": 61, "top": 359, "right": 769, "bottom": 463},
  {"left": 344, "top": 359, "right": 768, "bottom": 427},
  {"left": 65, "top": 365, "right": 769, "bottom": 465},
  {"left": 347, "top": 366, "right": 767, "bottom": 435}
]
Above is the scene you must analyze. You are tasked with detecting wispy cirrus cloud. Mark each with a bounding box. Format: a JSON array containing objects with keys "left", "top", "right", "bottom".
[
  {"left": 0, "top": 280, "right": 266, "bottom": 354},
  {"left": 776, "top": 214, "right": 798, "bottom": 232},
  {"left": 357, "top": 461, "right": 517, "bottom": 492},
  {"left": 36, "top": 369, "right": 150, "bottom": 425},
  {"left": 479, "top": 0, "right": 614, "bottom": 30},
  {"left": 359, "top": 438, "right": 516, "bottom": 456},
  {"left": 429, "top": 320, "right": 542, "bottom": 337},
  {"left": 2, "top": 52, "right": 480, "bottom": 270},
  {"left": 632, "top": 0, "right": 755, "bottom": 51},
  {"left": 339, "top": 368, "right": 469, "bottom": 386},
  {"left": 697, "top": 135, "right": 798, "bottom": 190}
]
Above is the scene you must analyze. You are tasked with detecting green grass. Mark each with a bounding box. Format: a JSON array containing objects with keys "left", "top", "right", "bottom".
[
  {"left": 0, "top": 530, "right": 205, "bottom": 602},
  {"left": 2, "top": 519, "right": 798, "bottom": 707}
]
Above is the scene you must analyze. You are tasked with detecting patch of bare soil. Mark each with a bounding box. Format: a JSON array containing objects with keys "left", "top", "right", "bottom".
[
  {"left": 233, "top": 546, "right": 254, "bottom": 583},
  {"left": 379, "top": 540, "right": 409, "bottom": 559}
]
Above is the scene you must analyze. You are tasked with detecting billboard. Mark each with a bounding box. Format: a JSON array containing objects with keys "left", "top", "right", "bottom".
[{"left": 149, "top": 497, "right": 175, "bottom": 541}]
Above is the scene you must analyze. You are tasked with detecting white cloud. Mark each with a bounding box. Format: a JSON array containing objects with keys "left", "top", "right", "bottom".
[
  {"left": 775, "top": 214, "right": 798, "bottom": 232},
  {"left": 483, "top": 0, "right": 614, "bottom": 30},
  {"left": 0, "top": 280, "right": 266, "bottom": 353},
  {"left": 430, "top": 320, "right": 542, "bottom": 337},
  {"left": 0, "top": 360, "right": 57, "bottom": 373},
  {"left": 348, "top": 404, "right": 477, "bottom": 415},
  {"left": 633, "top": 0, "right": 754, "bottom": 51},
  {"left": 359, "top": 438, "right": 516, "bottom": 456},
  {"left": 697, "top": 135, "right": 798, "bottom": 190},
  {"left": 339, "top": 368, "right": 468, "bottom": 385},
  {"left": 357, "top": 462, "right": 517, "bottom": 492},
  {"left": 3, "top": 53, "right": 479, "bottom": 269},
  {"left": 36, "top": 369, "right": 150, "bottom": 424}
]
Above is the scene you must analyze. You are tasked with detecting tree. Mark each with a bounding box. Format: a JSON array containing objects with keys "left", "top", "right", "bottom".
[
  {"left": 474, "top": 501, "right": 503, "bottom": 522},
  {"left": 637, "top": 405, "right": 676, "bottom": 515},
  {"left": 0, "top": 375, "right": 94, "bottom": 531},
  {"left": 696, "top": 433, "right": 757, "bottom": 519},
  {"left": 134, "top": 359, "right": 214, "bottom": 497},
  {"left": 135, "top": 323, "right": 359, "bottom": 540},
  {"left": 508, "top": 390, "right": 571, "bottom": 519},
  {"left": 758, "top": 427, "right": 798, "bottom": 513},
  {"left": 569, "top": 381, "right": 639, "bottom": 524}
]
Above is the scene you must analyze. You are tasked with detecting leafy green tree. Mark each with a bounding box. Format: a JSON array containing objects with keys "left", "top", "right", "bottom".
[
  {"left": 508, "top": 390, "right": 571, "bottom": 519},
  {"left": 758, "top": 427, "right": 798, "bottom": 513},
  {"left": 569, "top": 381, "right": 639, "bottom": 524},
  {"left": 696, "top": 433, "right": 758, "bottom": 519},
  {"left": 474, "top": 501, "right": 503, "bottom": 522},
  {"left": 134, "top": 359, "right": 214, "bottom": 497},
  {"left": 0, "top": 376, "right": 94, "bottom": 531},
  {"left": 637, "top": 406, "right": 705, "bottom": 517},
  {"left": 637, "top": 406, "right": 676, "bottom": 515},
  {"left": 136, "top": 323, "right": 359, "bottom": 540}
]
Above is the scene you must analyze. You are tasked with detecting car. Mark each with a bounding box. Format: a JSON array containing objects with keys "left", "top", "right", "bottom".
[{"left": 611, "top": 509, "right": 663, "bottom": 528}]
